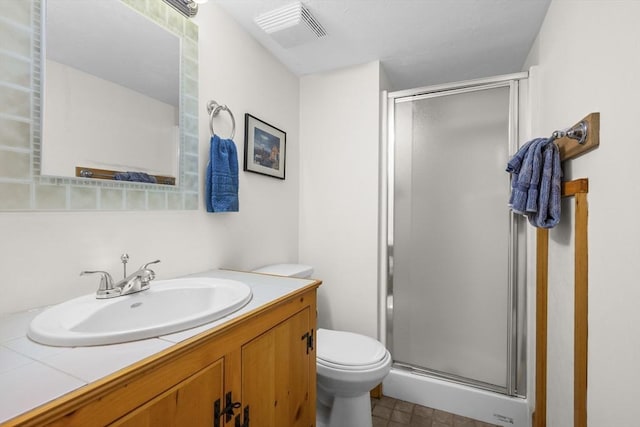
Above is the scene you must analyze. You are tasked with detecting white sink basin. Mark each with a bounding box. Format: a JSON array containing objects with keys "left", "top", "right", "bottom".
[{"left": 28, "top": 277, "right": 252, "bottom": 347}]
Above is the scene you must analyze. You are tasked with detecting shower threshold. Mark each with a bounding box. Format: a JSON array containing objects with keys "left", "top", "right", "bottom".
[{"left": 383, "top": 366, "right": 529, "bottom": 427}]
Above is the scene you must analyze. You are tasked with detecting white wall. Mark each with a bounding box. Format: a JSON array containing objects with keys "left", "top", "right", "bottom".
[
  {"left": 299, "top": 61, "right": 385, "bottom": 339},
  {"left": 0, "top": 3, "right": 300, "bottom": 315},
  {"left": 524, "top": 1, "right": 640, "bottom": 425}
]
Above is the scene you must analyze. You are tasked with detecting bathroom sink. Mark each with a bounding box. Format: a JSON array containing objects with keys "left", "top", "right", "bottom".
[{"left": 28, "top": 277, "right": 252, "bottom": 347}]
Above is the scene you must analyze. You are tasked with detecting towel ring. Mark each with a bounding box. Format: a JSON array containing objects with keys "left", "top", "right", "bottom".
[{"left": 207, "top": 100, "right": 236, "bottom": 139}]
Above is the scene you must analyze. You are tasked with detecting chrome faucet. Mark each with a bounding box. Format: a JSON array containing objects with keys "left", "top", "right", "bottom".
[{"left": 81, "top": 259, "right": 160, "bottom": 299}]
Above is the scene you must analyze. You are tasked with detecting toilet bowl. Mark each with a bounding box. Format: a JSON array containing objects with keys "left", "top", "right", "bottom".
[
  {"left": 252, "top": 264, "right": 392, "bottom": 427},
  {"left": 316, "top": 328, "right": 392, "bottom": 427}
]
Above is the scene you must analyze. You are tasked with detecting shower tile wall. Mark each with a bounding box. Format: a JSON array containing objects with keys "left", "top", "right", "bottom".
[{"left": 0, "top": 0, "right": 199, "bottom": 211}]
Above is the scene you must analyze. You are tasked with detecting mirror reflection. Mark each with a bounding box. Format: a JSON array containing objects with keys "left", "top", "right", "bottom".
[{"left": 42, "top": 0, "right": 181, "bottom": 184}]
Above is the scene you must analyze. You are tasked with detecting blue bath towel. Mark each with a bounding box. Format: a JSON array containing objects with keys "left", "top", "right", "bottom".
[
  {"left": 206, "top": 135, "right": 239, "bottom": 212},
  {"left": 506, "top": 137, "right": 562, "bottom": 228}
]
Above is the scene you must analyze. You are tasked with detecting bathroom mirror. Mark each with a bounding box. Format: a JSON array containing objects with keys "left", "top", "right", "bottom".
[
  {"left": 42, "top": 0, "right": 180, "bottom": 183},
  {"left": 0, "top": 0, "right": 200, "bottom": 210}
]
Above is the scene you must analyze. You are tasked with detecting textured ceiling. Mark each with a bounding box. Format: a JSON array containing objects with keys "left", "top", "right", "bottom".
[{"left": 210, "top": 0, "right": 551, "bottom": 90}]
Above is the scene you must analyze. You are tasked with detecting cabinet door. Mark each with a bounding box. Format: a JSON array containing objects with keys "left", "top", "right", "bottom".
[
  {"left": 242, "top": 308, "right": 312, "bottom": 427},
  {"left": 110, "top": 358, "right": 224, "bottom": 427}
]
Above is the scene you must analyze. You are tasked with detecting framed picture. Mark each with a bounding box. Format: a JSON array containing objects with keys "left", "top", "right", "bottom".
[{"left": 243, "top": 114, "right": 286, "bottom": 179}]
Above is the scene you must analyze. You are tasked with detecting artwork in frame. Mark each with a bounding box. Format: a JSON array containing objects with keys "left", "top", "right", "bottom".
[{"left": 243, "top": 114, "right": 286, "bottom": 179}]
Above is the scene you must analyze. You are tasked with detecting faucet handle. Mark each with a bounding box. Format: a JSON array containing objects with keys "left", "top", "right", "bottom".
[
  {"left": 140, "top": 259, "right": 161, "bottom": 270},
  {"left": 138, "top": 260, "right": 160, "bottom": 288},
  {"left": 80, "top": 270, "right": 116, "bottom": 298}
]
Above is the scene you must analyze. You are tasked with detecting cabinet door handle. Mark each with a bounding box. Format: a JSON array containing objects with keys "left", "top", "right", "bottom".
[
  {"left": 301, "top": 329, "right": 314, "bottom": 354},
  {"left": 213, "top": 399, "right": 221, "bottom": 427},
  {"left": 234, "top": 405, "right": 250, "bottom": 427},
  {"left": 243, "top": 405, "right": 250, "bottom": 427},
  {"left": 213, "top": 394, "right": 242, "bottom": 427},
  {"left": 224, "top": 391, "right": 242, "bottom": 422}
]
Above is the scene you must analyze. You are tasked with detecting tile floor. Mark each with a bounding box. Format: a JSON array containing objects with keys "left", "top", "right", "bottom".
[{"left": 371, "top": 395, "right": 500, "bottom": 427}]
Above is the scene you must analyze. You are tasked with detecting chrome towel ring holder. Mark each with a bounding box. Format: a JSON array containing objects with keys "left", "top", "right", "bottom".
[{"left": 207, "top": 100, "right": 236, "bottom": 139}]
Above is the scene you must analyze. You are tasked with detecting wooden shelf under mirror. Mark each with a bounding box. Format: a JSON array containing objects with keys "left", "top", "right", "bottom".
[{"left": 75, "top": 167, "right": 176, "bottom": 186}]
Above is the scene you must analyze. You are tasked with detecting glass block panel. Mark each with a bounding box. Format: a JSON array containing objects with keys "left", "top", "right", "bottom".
[
  {"left": 0, "top": 21, "right": 30, "bottom": 58},
  {"left": 184, "top": 155, "right": 198, "bottom": 174},
  {"left": 0, "top": 182, "right": 31, "bottom": 209},
  {"left": 2, "top": 0, "right": 31, "bottom": 26},
  {"left": 184, "top": 134, "right": 198, "bottom": 155},
  {"left": 184, "top": 77, "right": 197, "bottom": 97},
  {"left": 184, "top": 114, "right": 197, "bottom": 136},
  {"left": 35, "top": 184, "right": 66, "bottom": 209},
  {"left": 166, "top": 8, "right": 184, "bottom": 35},
  {"left": 0, "top": 85, "right": 30, "bottom": 118},
  {"left": 183, "top": 172, "right": 198, "bottom": 192},
  {"left": 183, "top": 58, "right": 198, "bottom": 81},
  {"left": 125, "top": 190, "right": 146, "bottom": 210},
  {"left": 184, "top": 95, "right": 197, "bottom": 117},
  {"left": 147, "top": 191, "right": 166, "bottom": 210},
  {"left": 0, "top": 53, "right": 31, "bottom": 88},
  {"left": 184, "top": 193, "right": 198, "bottom": 210},
  {"left": 70, "top": 186, "right": 98, "bottom": 210},
  {"left": 184, "top": 39, "right": 197, "bottom": 61},
  {"left": 148, "top": 0, "right": 166, "bottom": 23},
  {"left": 167, "top": 192, "right": 182, "bottom": 210},
  {"left": 185, "top": 20, "right": 198, "bottom": 41},
  {"left": 0, "top": 117, "right": 30, "bottom": 149},
  {"left": 0, "top": 150, "right": 30, "bottom": 179},
  {"left": 100, "top": 188, "right": 124, "bottom": 210}
]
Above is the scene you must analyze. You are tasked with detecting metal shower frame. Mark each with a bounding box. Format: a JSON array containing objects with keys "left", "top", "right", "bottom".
[{"left": 380, "top": 72, "right": 529, "bottom": 397}]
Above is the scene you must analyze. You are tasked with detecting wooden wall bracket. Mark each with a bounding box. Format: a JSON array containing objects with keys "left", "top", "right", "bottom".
[{"left": 555, "top": 113, "right": 600, "bottom": 162}]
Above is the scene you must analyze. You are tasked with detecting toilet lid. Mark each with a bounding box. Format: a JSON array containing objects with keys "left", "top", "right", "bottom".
[{"left": 316, "top": 329, "right": 387, "bottom": 367}]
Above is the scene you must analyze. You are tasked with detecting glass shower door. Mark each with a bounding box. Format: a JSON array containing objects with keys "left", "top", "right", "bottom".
[{"left": 390, "top": 84, "right": 516, "bottom": 391}]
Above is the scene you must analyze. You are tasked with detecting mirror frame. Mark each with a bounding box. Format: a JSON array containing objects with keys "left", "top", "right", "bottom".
[{"left": 0, "top": 0, "right": 199, "bottom": 211}]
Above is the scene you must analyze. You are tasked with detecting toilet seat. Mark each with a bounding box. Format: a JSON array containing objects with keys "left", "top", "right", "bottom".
[
  {"left": 316, "top": 328, "right": 388, "bottom": 370},
  {"left": 317, "top": 354, "right": 390, "bottom": 372}
]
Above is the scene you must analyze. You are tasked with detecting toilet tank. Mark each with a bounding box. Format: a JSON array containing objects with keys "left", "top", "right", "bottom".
[{"left": 252, "top": 263, "right": 314, "bottom": 279}]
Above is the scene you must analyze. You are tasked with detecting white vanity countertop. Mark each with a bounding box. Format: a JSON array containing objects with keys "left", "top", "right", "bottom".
[{"left": 0, "top": 269, "right": 316, "bottom": 424}]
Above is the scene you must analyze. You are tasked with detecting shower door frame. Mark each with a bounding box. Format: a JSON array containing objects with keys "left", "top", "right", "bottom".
[{"left": 382, "top": 72, "right": 529, "bottom": 397}]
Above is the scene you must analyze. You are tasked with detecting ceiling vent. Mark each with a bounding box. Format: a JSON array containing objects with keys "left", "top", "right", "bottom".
[{"left": 254, "top": 2, "right": 326, "bottom": 48}]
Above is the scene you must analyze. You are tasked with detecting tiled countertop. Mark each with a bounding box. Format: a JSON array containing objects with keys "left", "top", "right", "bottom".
[{"left": 0, "top": 269, "right": 315, "bottom": 424}]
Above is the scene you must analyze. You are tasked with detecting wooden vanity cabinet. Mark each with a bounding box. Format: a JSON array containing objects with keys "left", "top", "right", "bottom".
[
  {"left": 110, "top": 358, "right": 224, "bottom": 427},
  {"left": 6, "top": 283, "right": 319, "bottom": 427},
  {"left": 242, "top": 307, "right": 314, "bottom": 427}
]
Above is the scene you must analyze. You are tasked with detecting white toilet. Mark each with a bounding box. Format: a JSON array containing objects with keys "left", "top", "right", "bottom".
[{"left": 252, "top": 264, "right": 392, "bottom": 427}]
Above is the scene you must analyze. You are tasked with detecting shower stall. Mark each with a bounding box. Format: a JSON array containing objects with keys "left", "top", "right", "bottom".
[{"left": 381, "top": 73, "right": 531, "bottom": 426}]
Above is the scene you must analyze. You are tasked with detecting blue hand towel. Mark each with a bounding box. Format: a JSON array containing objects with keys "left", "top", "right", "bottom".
[
  {"left": 528, "top": 142, "right": 561, "bottom": 228},
  {"left": 508, "top": 138, "right": 548, "bottom": 214},
  {"left": 506, "top": 137, "right": 562, "bottom": 228},
  {"left": 206, "top": 135, "right": 239, "bottom": 212},
  {"left": 525, "top": 138, "right": 552, "bottom": 214}
]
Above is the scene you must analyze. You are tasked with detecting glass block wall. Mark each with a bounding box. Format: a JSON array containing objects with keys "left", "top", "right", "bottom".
[{"left": 0, "top": 0, "right": 199, "bottom": 210}]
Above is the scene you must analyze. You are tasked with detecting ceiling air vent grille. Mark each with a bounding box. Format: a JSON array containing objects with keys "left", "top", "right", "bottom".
[{"left": 254, "top": 2, "right": 326, "bottom": 48}]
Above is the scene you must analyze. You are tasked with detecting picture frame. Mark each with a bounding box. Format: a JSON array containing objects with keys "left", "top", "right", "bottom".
[{"left": 243, "top": 114, "right": 286, "bottom": 180}]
